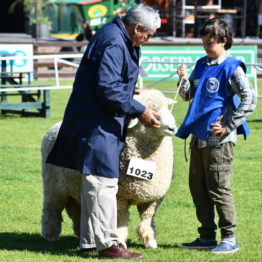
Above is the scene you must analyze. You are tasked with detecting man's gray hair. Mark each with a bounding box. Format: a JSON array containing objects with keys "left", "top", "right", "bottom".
[{"left": 122, "top": 4, "right": 161, "bottom": 31}]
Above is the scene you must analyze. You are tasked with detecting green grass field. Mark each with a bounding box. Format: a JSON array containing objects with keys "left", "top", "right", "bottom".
[{"left": 0, "top": 80, "right": 261, "bottom": 262}]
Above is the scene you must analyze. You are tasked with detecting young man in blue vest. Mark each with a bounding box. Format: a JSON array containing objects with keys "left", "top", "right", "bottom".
[{"left": 176, "top": 18, "right": 256, "bottom": 254}]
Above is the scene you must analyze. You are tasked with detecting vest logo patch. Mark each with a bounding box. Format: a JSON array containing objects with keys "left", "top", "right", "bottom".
[{"left": 206, "top": 77, "right": 219, "bottom": 93}]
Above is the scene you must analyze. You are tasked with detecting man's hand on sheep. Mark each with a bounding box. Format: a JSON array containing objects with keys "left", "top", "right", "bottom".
[
  {"left": 134, "top": 88, "right": 151, "bottom": 95},
  {"left": 138, "top": 107, "right": 161, "bottom": 128}
]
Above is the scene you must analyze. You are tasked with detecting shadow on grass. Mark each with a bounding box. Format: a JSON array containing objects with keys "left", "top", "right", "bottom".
[
  {"left": 0, "top": 232, "right": 180, "bottom": 257},
  {"left": 248, "top": 119, "right": 262, "bottom": 122},
  {"left": 0, "top": 114, "right": 21, "bottom": 120},
  {"left": 126, "top": 240, "right": 180, "bottom": 249},
  {"left": 0, "top": 232, "right": 81, "bottom": 256}
]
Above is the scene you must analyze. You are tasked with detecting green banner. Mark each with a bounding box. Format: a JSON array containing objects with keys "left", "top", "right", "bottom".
[{"left": 140, "top": 45, "right": 257, "bottom": 81}]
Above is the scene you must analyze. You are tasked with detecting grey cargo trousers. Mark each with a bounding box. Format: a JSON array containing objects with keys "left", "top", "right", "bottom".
[{"left": 189, "top": 141, "right": 236, "bottom": 240}]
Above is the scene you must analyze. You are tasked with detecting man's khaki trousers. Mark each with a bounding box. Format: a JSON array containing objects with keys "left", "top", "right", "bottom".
[{"left": 80, "top": 174, "right": 119, "bottom": 251}]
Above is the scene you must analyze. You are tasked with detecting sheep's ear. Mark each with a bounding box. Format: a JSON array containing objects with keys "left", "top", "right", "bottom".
[
  {"left": 128, "top": 118, "right": 139, "bottom": 128},
  {"left": 167, "top": 97, "right": 175, "bottom": 106},
  {"left": 133, "top": 94, "right": 140, "bottom": 101}
]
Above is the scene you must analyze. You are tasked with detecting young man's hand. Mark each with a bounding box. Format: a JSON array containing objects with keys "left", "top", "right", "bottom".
[
  {"left": 177, "top": 64, "right": 188, "bottom": 79},
  {"left": 210, "top": 122, "right": 228, "bottom": 139}
]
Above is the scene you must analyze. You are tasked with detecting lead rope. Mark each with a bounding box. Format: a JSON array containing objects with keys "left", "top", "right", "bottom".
[
  {"left": 184, "top": 138, "right": 188, "bottom": 162},
  {"left": 169, "top": 77, "right": 189, "bottom": 162},
  {"left": 166, "top": 76, "right": 191, "bottom": 162},
  {"left": 169, "top": 77, "right": 184, "bottom": 112},
  {"left": 178, "top": 77, "right": 191, "bottom": 163},
  {"left": 184, "top": 82, "right": 195, "bottom": 163}
]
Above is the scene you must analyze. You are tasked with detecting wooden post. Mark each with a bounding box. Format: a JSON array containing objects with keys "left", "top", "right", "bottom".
[
  {"left": 242, "top": 0, "right": 247, "bottom": 39},
  {"left": 35, "top": 0, "right": 41, "bottom": 41}
]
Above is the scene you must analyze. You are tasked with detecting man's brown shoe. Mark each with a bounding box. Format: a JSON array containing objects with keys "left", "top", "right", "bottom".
[{"left": 99, "top": 243, "right": 144, "bottom": 259}]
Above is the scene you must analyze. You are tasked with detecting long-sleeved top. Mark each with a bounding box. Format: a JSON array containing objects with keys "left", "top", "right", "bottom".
[
  {"left": 179, "top": 52, "right": 257, "bottom": 148},
  {"left": 47, "top": 17, "right": 145, "bottom": 177}
]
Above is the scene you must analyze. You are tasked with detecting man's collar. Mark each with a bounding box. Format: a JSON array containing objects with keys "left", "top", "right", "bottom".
[{"left": 113, "top": 16, "right": 133, "bottom": 45}]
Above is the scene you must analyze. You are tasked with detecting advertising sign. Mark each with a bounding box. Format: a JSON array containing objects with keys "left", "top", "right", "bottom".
[
  {"left": 0, "top": 44, "right": 33, "bottom": 73},
  {"left": 140, "top": 45, "right": 257, "bottom": 81}
]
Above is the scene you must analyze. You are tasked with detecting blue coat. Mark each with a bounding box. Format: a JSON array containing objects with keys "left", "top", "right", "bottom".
[{"left": 47, "top": 17, "right": 145, "bottom": 178}]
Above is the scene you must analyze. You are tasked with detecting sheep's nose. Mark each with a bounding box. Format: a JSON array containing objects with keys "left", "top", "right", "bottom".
[{"left": 168, "top": 126, "right": 177, "bottom": 135}]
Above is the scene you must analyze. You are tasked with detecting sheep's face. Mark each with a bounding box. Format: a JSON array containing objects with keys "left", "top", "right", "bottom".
[
  {"left": 129, "top": 90, "right": 177, "bottom": 137},
  {"left": 155, "top": 108, "right": 177, "bottom": 136},
  {"left": 128, "top": 108, "right": 176, "bottom": 137}
]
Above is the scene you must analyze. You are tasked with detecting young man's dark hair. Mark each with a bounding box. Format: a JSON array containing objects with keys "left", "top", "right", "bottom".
[{"left": 200, "top": 18, "right": 233, "bottom": 50}]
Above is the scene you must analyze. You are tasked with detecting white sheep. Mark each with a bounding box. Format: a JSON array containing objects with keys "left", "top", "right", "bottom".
[{"left": 41, "top": 89, "right": 177, "bottom": 249}]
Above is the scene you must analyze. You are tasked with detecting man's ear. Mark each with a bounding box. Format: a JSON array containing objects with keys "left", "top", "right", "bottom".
[{"left": 134, "top": 24, "right": 142, "bottom": 33}]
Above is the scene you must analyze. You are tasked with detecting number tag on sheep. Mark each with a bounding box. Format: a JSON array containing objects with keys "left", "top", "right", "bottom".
[{"left": 127, "top": 157, "right": 156, "bottom": 180}]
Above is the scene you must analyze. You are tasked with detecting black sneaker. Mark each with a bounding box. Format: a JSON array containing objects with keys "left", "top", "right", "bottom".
[{"left": 181, "top": 238, "right": 217, "bottom": 250}]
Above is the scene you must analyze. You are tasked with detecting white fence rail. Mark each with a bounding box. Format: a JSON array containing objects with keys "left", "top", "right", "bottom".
[
  {"left": 0, "top": 54, "right": 261, "bottom": 98},
  {"left": 0, "top": 54, "right": 81, "bottom": 90}
]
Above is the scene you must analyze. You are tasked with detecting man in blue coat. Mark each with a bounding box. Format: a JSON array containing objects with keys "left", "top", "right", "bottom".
[{"left": 47, "top": 4, "right": 161, "bottom": 260}]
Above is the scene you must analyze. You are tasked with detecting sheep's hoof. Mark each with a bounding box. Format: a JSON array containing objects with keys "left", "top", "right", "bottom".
[{"left": 145, "top": 239, "right": 158, "bottom": 249}]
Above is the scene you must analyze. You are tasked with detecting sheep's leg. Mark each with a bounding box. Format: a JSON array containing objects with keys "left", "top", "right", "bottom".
[
  {"left": 137, "top": 199, "right": 163, "bottom": 249},
  {"left": 65, "top": 197, "right": 81, "bottom": 238},
  {"left": 117, "top": 199, "right": 130, "bottom": 247},
  {"left": 41, "top": 192, "right": 66, "bottom": 242}
]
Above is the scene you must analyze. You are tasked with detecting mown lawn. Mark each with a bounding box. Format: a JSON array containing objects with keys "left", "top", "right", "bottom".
[{"left": 0, "top": 80, "right": 261, "bottom": 262}]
